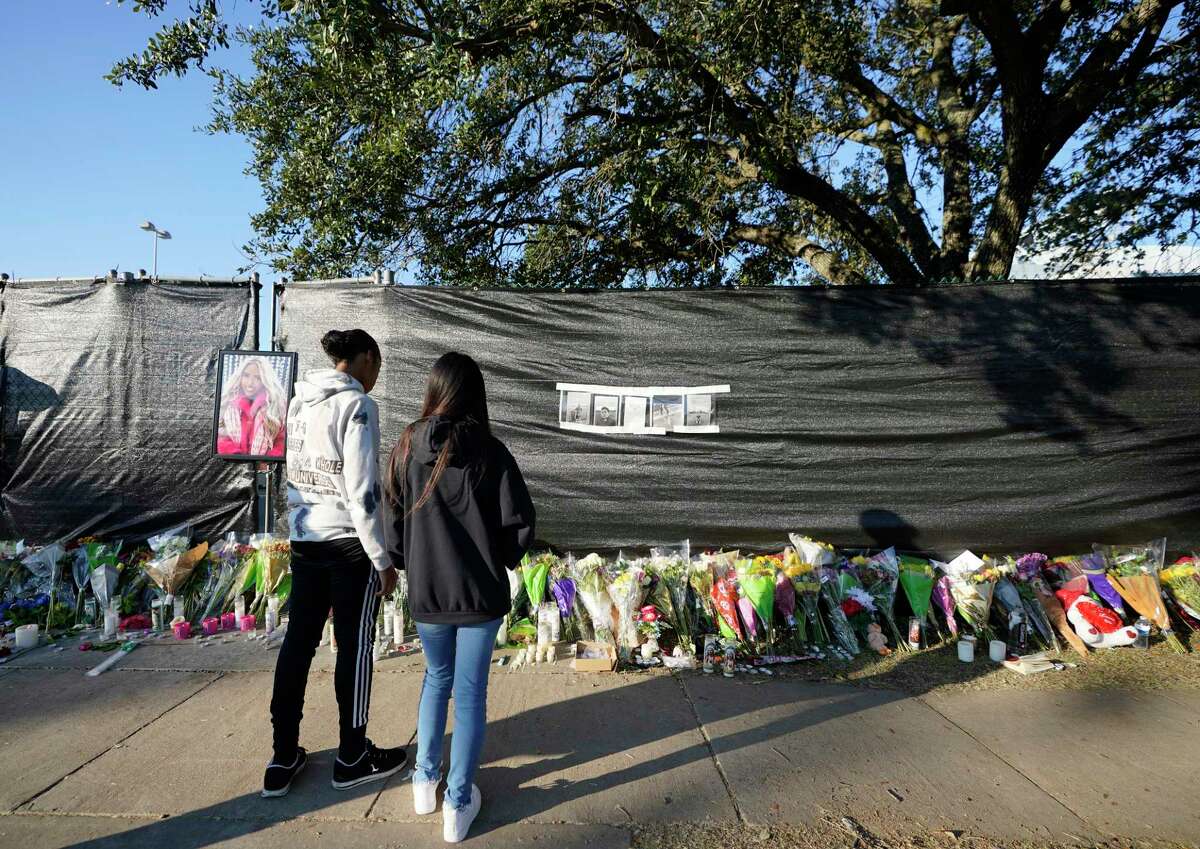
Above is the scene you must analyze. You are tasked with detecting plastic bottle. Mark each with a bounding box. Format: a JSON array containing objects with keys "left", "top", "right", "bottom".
[{"left": 1135, "top": 617, "right": 1151, "bottom": 649}]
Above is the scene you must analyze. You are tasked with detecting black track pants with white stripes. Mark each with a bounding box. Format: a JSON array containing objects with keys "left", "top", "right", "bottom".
[{"left": 270, "top": 538, "right": 381, "bottom": 764}]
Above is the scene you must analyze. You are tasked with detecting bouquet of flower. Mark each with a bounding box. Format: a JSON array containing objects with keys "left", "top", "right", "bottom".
[
  {"left": 782, "top": 547, "right": 827, "bottom": 645},
  {"left": 649, "top": 546, "right": 695, "bottom": 655},
  {"left": 1096, "top": 539, "right": 1184, "bottom": 653},
  {"left": 570, "top": 553, "right": 615, "bottom": 643},
  {"left": 1161, "top": 557, "right": 1200, "bottom": 622},
  {"left": 737, "top": 555, "right": 778, "bottom": 651},
  {"left": 932, "top": 574, "right": 957, "bottom": 638},
  {"left": 0, "top": 540, "right": 28, "bottom": 601},
  {"left": 244, "top": 535, "right": 290, "bottom": 619},
  {"left": 144, "top": 530, "right": 207, "bottom": 626},
  {"left": 708, "top": 558, "right": 744, "bottom": 642},
  {"left": 196, "top": 535, "right": 243, "bottom": 623},
  {"left": 774, "top": 566, "right": 798, "bottom": 651},
  {"left": 817, "top": 564, "right": 860, "bottom": 655},
  {"left": 607, "top": 560, "right": 650, "bottom": 656},
  {"left": 549, "top": 565, "right": 581, "bottom": 641},
  {"left": 521, "top": 552, "right": 557, "bottom": 611},
  {"left": 999, "top": 553, "right": 1059, "bottom": 651},
  {"left": 895, "top": 555, "right": 935, "bottom": 647},
  {"left": 940, "top": 551, "right": 998, "bottom": 644},
  {"left": 853, "top": 549, "right": 904, "bottom": 650},
  {"left": 689, "top": 555, "right": 719, "bottom": 633}
]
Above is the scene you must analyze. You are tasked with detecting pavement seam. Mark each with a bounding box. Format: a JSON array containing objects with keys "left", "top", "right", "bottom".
[
  {"left": 674, "top": 674, "right": 745, "bottom": 824},
  {"left": 10, "top": 671, "right": 227, "bottom": 814},
  {"left": 915, "top": 693, "right": 1100, "bottom": 837}
]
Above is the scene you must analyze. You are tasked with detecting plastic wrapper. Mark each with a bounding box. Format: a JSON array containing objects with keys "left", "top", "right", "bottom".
[
  {"left": 939, "top": 551, "right": 997, "bottom": 644},
  {"left": 853, "top": 548, "right": 904, "bottom": 649},
  {"left": 817, "top": 565, "right": 860, "bottom": 655},
  {"left": 648, "top": 542, "right": 694, "bottom": 655},
  {"left": 607, "top": 560, "right": 649, "bottom": 655},
  {"left": 1096, "top": 539, "right": 1183, "bottom": 653},
  {"left": 737, "top": 555, "right": 778, "bottom": 648},
  {"left": 570, "top": 553, "right": 616, "bottom": 643},
  {"left": 1161, "top": 557, "right": 1200, "bottom": 621},
  {"left": 782, "top": 547, "right": 827, "bottom": 645},
  {"left": 897, "top": 555, "right": 935, "bottom": 647}
]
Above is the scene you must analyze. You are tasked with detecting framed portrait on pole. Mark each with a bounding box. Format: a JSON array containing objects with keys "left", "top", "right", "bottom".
[{"left": 212, "top": 350, "right": 298, "bottom": 462}]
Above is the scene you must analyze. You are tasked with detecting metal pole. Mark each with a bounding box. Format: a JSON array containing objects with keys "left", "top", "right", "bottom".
[
  {"left": 152, "top": 235, "right": 158, "bottom": 279},
  {"left": 255, "top": 461, "right": 273, "bottom": 534}
]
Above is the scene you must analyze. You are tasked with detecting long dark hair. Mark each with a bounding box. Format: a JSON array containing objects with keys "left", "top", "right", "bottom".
[{"left": 387, "top": 352, "right": 491, "bottom": 514}]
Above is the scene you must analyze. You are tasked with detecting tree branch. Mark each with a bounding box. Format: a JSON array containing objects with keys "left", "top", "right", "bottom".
[{"left": 728, "top": 223, "right": 867, "bottom": 285}]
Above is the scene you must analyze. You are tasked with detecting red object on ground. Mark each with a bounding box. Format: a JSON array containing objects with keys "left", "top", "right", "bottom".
[{"left": 119, "top": 614, "right": 152, "bottom": 632}]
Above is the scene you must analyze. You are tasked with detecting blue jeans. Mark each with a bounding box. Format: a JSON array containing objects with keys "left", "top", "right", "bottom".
[{"left": 415, "top": 618, "right": 502, "bottom": 809}]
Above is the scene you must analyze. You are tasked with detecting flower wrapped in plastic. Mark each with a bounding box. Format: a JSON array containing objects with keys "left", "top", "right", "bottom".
[
  {"left": 143, "top": 529, "right": 207, "bottom": 626},
  {"left": 736, "top": 555, "right": 778, "bottom": 650},
  {"left": 689, "top": 555, "right": 719, "bottom": 633},
  {"left": 607, "top": 560, "right": 650, "bottom": 657},
  {"left": 197, "top": 535, "right": 243, "bottom": 623},
  {"left": 1097, "top": 539, "right": 1184, "bottom": 653},
  {"left": 570, "top": 552, "right": 616, "bottom": 644},
  {"left": 774, "top": 567, "right": 798, "bottom": 651},
  {"left": 0, "top": 540, "right": 28, "bottom": 602},
  {"left": 245, "top": 534, "right": 291, "bottom": 620},
  {"left": 1160, "top": 556, "right": 1200, "bottom": 623},
  {"left": 782, "top": 547, "right": 827, "bottom": 646},
  {"left": 898, "top": 555, "right": 936, "bottom": 648},
  {"left": 817, "top": 565, "right": 860, "bottom": 655},
  {"left": 854, "top": 548, "right": 904, "bottom": 650},
  {"left": 939, "top": 551, "right": 997, "bottom": 644},
  {"left": 995, "top": 554, "right": 1059, "bottom": 652},
  {"left": 707, "top": 556, "right": 744, "bottom": 642},
  {"left": 649, "top": 544, "right": 694, "bottom": 655}
]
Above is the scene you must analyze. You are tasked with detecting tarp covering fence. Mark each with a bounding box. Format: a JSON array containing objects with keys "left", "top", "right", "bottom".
[
  {"left": 0, "top": 277, "right": 258, "bottom": 542},
  {"left": 278, "top": 278, "right": 1200, "bottom": 556}
]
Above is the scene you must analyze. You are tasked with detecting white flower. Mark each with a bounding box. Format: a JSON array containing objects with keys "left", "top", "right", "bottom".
[{"left": 848, "top": 586, "right": 877, "bottom": 612}]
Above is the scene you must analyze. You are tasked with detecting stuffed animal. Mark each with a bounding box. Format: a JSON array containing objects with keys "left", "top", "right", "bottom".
[
  {"left": 865, "top": 622, "right": 892, "bottom": 655},
  {"left": 1055, "top": 580, "right": 1137, "bottom": 648}
]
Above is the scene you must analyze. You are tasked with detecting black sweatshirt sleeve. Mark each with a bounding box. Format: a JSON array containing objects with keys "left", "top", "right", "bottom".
[{"left": 495, "top": 445, "right": 536, "bottom": 569}]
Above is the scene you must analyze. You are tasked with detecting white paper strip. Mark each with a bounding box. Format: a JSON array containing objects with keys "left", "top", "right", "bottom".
[{"left": 555, "top": 382, "right": 731, "bottom": 395}]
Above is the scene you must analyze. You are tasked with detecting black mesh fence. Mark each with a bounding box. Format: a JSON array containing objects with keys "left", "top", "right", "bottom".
[
  {"left": 0, "top": 277, "right": 259, "bottom": 543},
  {"left": 276, "top": 277, "right": 1200, "bottom": 557}
]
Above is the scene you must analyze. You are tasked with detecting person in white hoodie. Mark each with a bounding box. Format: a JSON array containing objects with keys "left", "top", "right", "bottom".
[{"left": 262, "top": 329, "right": 408, "bottom": 798}]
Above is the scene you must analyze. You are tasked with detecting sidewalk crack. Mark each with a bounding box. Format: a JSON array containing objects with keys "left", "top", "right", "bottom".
[
  {"left": 11, "top": 671, "right": 227, "bottom": 813},
  {"left": 916, "top": 694, "right": 1099, "bottom": 836},
  {"left": 675, "top": 675, "right": 745, "bottom": 824}
]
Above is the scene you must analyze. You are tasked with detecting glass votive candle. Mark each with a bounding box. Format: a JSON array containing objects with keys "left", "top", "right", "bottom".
[
  {"left": 172, "top": 621, "right": 192, "bottom": 640},
  {"left": 239, "top": 614, "right": 256, "bottom": 632},
  {"left": 201, "top": 617, "right": 220, "bottom": 637},
  {"left": 221, "top": 612, "right": 238, "bottom": 631}
]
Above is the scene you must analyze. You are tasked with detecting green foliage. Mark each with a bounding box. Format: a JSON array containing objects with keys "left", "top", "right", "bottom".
[{"left": 111, "top": 1, "right": 1197, "bottom": 285}]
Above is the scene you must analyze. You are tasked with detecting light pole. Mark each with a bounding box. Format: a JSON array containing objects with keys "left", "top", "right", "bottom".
[{"left": 138, "top": 221, "right": 172, "bottom": 278}]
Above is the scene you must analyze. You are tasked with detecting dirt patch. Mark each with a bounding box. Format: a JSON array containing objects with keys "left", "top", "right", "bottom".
[
  {"left": 753, "top": 630, "right": 1200, "bottom": 696},
  {"left": 632, "top": 819, "right": 1197, "bottom": 849}
]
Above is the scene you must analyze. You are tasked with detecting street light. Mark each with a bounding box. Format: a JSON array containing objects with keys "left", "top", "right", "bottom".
[{"left": 138, "top": 220, "right": 172, "bottom": 278}]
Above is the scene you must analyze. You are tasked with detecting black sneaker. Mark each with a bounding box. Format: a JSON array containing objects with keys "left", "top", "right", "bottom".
[
  {"left": 331, "top": 740, "right": 409, "bottom": 791},
  {"left": 262, "top": 748, "right": 307, "bottom": 798}
]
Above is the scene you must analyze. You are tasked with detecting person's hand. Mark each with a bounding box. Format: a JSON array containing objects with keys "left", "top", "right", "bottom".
[{"left": 377, "top": 566, "right": 398, "bottom": 597}]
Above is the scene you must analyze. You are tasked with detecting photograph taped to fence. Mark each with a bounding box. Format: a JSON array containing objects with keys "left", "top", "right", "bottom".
[
  {"left": 213, "top": 350, "right": 297, "bottom": 461},
  {"left": 556, "top": 383, "right": 729, "bottom": 435}
]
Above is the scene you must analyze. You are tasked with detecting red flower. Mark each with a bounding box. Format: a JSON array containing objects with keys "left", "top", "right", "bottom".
[
  {"left": 841, "top": 599, "right": 864, "bottom": 617},
  {"left": 638, "top": 605, "right": 659, "bottom": 623}
]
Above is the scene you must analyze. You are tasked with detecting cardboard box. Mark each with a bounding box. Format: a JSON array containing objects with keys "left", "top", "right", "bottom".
[{"left": 572, "top": 640, "right": 617, "bottom": 672}]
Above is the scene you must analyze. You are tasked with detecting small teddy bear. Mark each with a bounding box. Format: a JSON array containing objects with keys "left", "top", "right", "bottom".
[{"left": 866, "top": 622, "right": 892, "bottom": 655}]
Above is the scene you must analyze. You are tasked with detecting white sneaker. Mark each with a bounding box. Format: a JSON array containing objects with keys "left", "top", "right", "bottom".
[
  {"left": 413, "top": 775, "right": 440, "bottom": 815},
  {"left": 443, "top": 784, "right": 481, "bottom": 843}
]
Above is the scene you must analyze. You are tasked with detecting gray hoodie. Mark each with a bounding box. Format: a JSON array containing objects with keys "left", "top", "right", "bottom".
[{"left": 285, "top": 369, "right": 394, "bottom": 572}]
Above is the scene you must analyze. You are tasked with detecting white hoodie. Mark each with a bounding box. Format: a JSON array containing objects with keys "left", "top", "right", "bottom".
[{"left": 285, "top": 369, "right": 394, "bottom": 572}]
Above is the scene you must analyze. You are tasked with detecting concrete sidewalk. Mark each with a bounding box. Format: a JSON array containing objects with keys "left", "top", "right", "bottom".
[{"left": 1, "top": 638, "right": 1197, "bottom": 849}]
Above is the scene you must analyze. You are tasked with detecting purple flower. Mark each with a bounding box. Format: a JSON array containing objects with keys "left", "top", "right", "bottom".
[
  {"left": 1015, "top": 553, "right": 1048, "bottom": 582},
  {"left": 551, "top": 577, "right": 576, "bottom": 621}
]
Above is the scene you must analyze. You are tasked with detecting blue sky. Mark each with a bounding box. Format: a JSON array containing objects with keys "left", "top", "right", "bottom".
[{"left": 0, "top": 1, "right": 262, "bottom": 282}]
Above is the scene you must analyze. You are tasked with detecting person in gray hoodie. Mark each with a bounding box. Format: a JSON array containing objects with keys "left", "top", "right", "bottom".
[{"left": 263, "top": 329, "right": 408, "bottom": 798}]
